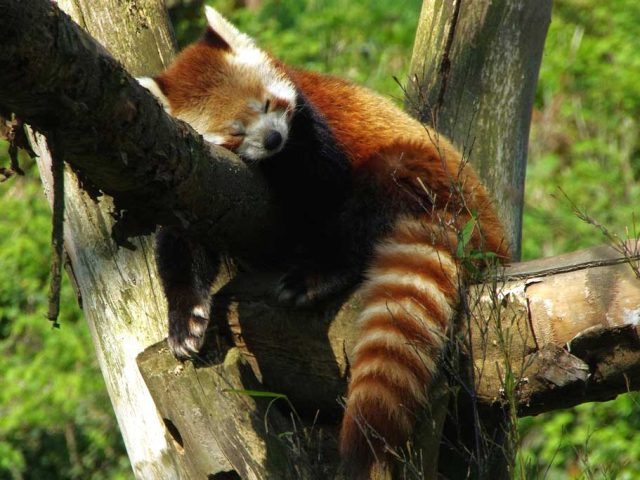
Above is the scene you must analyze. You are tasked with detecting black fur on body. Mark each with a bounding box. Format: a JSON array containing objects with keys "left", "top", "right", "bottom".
[{"left": 156, "top": 91, "right": 398, "bottom": 358}]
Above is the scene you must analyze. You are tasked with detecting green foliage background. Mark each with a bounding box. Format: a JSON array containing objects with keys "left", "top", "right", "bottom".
[{"left": 0, "top": 0, "right": 638, "bottom": 478}]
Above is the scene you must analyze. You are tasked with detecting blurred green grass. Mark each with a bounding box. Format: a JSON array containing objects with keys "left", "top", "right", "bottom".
[{"left": 1, "top": 0, "right": 638, "bottom": 478}]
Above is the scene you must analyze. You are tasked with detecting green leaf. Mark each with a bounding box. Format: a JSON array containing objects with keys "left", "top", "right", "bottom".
[{"left": 457, "top": 219, "right": 476, "bottom": 258}]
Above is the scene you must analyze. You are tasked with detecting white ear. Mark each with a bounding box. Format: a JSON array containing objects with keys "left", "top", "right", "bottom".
[
  {"left": 204, "top": 5, "right": 256, "bottom": 51},
  {"left": 137, "top": 77, "right": 171, "bottom": 112}
]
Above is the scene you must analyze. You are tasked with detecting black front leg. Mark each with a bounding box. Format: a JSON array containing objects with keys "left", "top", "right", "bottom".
[
  {"left": 155, "top": 227, "right": 219, "bottom": 360},
  {"left": 275, "top": 260, "right": 364, "bottom": 307},
  {"left": 275, "top": 180, "right": 393, "bottom": 308}
]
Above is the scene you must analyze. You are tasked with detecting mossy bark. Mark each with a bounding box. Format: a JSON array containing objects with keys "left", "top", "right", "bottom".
[
  {"left": 6, "top": 1, "right": 639, "bottom": 479},
  {"left": 407, "top": 0, "right": 552, "bottom": 261},
  {"left": 406, "top": 1, "right": 552, "bottom": 477},
  {"left": 15, "top": 0, "right": 230, "bottom": 477}
]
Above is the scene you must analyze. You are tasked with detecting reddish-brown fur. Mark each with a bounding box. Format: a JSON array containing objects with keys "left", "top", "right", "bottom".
[
  {"left": 152, "top": 21, "right": 509, "bottom": 478},
  {"left": 156, "top": 43, "right": 292, "bottom": 141},
  {"left": 281, "top": 71, "right": 509, "bottom": 476}
]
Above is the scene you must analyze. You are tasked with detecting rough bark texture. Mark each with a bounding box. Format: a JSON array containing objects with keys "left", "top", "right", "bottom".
[
  {"left": 137, "top": 244, "right": 640, "bottom": 478},
  {"left": 7, "top": 0, "right": 228, "bottom": 477},
  {"left": 0, "top": 0, "right": 280, "bottom": 254},
  {"left": 470, "top": 241, "right": 640, "bottom": 412},
  {"left": 138, "top": 347, "right": 325, "bottom": 480},
  {"left": 407, "top": 0, "right": 552, "bottom": 260},
  {"left": 59, "top": 0, "right": 176, "bottom": 76},
  {"left": 5, "top": 0, "right": 636, "bottom": 479}
]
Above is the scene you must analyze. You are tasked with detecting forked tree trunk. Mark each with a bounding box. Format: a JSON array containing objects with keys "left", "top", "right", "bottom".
[{"left": 3, "top": 1, "right": 640, "bottom": 480}]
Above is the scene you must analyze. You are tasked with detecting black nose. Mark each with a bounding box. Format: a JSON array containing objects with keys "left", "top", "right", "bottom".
[{"left": 264, "top": 130, "right": 283, "bottom": 151}]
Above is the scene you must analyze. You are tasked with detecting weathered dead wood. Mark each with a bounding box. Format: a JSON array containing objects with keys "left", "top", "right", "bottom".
[
  {"left": 137, "top": 242, "right": 640, "bottom": 477},
  {"left": 4, "top": 0, "right": 634, "bottom": 478},
  {"left": 137, "top": 347, "right": 319, "bottom": 480},
  {"left": 470, "top": 242, "right": 640, "bottom": 413},
  {"left": 21, "top": 1, "right": 223, "bottom": 477}
]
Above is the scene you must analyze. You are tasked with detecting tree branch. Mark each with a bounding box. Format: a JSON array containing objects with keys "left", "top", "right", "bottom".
[
  {"left": 3, "top": 0, "right": 637, "bottom": 478},
  {"left": 137, "top": 243, "right": 640, "bottom": 478},
  {"left": 0, "top": 0, "right": 280, "bottom": 255}
]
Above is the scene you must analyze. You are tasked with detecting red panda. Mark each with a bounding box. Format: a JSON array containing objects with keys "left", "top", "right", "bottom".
[{"left": 140, "top": 6, "right": 509, "bottom": 478}]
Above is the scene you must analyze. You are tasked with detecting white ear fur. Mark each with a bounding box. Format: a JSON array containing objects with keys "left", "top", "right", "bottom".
[
  {"left": 204, "top": 6, "right": 256, "bottom": 51},
  {"left": 137, "top": 77, "right": 171, "bottom": 112}
]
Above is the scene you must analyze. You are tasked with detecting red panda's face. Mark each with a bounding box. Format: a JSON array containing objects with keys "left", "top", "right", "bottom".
[
  {"left": 218, "top": 92, "right": 295, "bottom": 162},
  {"left": 138, "top": 6, "right": 296, "bottom": 162}
]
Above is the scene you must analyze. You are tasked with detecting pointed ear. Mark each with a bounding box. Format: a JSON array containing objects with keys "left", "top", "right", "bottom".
[
  {"left": 203, "top": 6, "right": 255, "bottom": 51},
  {"left": 137, "top": 76, "right": 171, "bottom": 112}
]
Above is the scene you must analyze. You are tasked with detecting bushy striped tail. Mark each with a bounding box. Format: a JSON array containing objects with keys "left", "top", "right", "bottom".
[{"left": 339, "top": 215, "right": 460, "bottom": 478}]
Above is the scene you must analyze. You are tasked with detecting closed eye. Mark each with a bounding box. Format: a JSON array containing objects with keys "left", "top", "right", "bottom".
[
  {"left": 264, "top": 99, "right": 270, "bottom": 113},
  {"left": 230, "top": 120, "right": 246, "bottom": 137}
]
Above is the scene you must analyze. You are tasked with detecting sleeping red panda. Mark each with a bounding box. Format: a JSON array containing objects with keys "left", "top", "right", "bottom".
[{"left": 139, "top": 6, "right": 509, "bottom": 478}]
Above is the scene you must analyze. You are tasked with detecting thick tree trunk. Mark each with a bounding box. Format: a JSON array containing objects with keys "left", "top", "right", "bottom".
[
  {"left": 406, "top": 2, "right": 552, "bottom": 476},
  {"left": 407, "top": 0, "right": 552, "bottom": 261},
  {"left": 6, "top": 0, "right": 230, "bottom": 477},
  {"left": 3, "top": 1, "right": 638, "bottom": 479}
]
